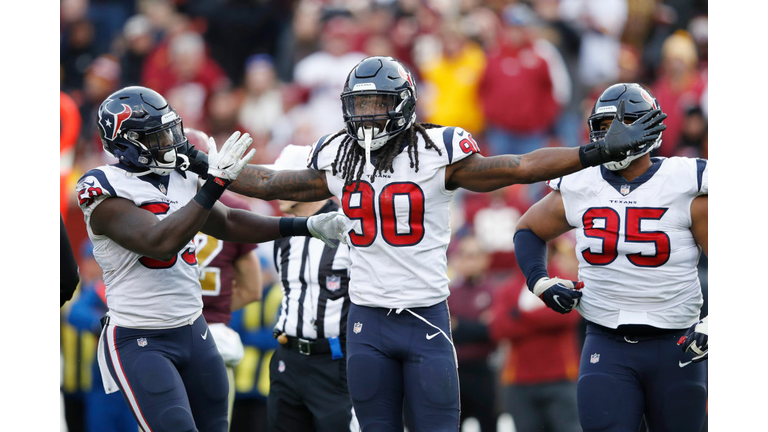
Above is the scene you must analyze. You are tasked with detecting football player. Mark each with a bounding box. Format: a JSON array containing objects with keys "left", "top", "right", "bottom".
[
  {"left": 76, "top": 86, "right": 348, "bottom": 432},
  {"left": 182, "top": 57, "right": 666, "bottom": 430},
  {"left": 513, "top": 83, "right": 707, "bottom": 432}
]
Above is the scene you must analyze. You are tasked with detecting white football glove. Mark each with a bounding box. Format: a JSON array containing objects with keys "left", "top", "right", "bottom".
[
  {"left": 678, "top": 316, "right": 708, "bottom": 362},
  {"left": 307, "top": 211, "right": 352, "bottom": 249},
  {"left": 207, "top": 131, "right": 255, "bottom": 181}
]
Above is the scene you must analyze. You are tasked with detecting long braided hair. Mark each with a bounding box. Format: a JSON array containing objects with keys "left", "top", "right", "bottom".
[{"left": 309, "top": 122, "right": 444, "bottom": 190}]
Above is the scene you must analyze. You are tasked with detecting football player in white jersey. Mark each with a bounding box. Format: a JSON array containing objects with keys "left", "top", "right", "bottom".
[
  {"left": 513, "top": 83, "right": 707, "bottom": 432},
  {"left": 76, "top": 86, "right": 349, "bottom": 432},
  {"left": 182, "top": 57, "right": 666, "bottom": 431}
]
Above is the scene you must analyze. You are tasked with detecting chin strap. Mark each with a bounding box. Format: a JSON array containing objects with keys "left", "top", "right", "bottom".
[{"left": 363, "top": 128, "right": 375, "bottom": 175}]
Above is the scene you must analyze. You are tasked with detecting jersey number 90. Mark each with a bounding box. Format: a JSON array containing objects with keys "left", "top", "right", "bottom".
[{"left": 342, "top": 181, "right": 425, "bottom": 247}]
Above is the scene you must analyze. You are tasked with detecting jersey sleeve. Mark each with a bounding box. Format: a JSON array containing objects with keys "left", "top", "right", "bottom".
[
  {"left": 76, "top": 168, "right": 117, "bottom": 221},
  {"left": 546, "top": 177, "right": 564, "bottom": 191},
  {"left": 308, "top": 133, "right": 339, "bottom": 172},
  {"left": 440, "top": 126, "right": 481, "bottom": 166},
  {"left": 696, "top": 158, "right": 708, "bottom": 195}
]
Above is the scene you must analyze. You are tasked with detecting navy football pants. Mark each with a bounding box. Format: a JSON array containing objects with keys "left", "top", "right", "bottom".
[
  {"left": 101, "top": 314, "right": 229, "bottom": 432},
  {"left": 577, "top": 322, "right": 707, "bottom": 432},
  {"left": 346, "top": 301, "right": 460, "bottom": 432}
]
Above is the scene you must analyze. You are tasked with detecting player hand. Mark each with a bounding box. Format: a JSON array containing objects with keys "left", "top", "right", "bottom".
[
  {"left": 601, "top": 100, "right": 667, "bottom": 161},
  {"left": 307, "top": 211, "right": 352, "bottom": 249},
  {"left": 207, "top": 131, "right": 255, "bottom": 183},
  {"left": 531, "top": 277, "right": 584, "bottom": 314},
  {"left": 677, "top": 316, "right": 708, "bottom": 362}
]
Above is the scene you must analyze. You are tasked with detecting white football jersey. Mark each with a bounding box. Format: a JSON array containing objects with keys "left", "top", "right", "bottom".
[
  {"left": 548, "top": 157, "right": 708, "bottom": 329},
  {"left": 309, "top": 126, "right": 480, "bottom": 308},
  {"left": 76, "top": 166, "right": 203, "bottom": 328}
]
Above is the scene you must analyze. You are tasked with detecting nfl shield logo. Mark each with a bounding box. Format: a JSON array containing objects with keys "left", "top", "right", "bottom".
[
  {"left": 159, "top": 184, "right": 167, "bottom": 194},
  {"left": 590, "top": 353, "right": 600, "bottom": 364},
  {"left": 278, "top": 360, "right": 286, "bottom": 373},
  {"left": 353, "top": 322, "right": 363, "bottom": 334},
  {"left": 326, "top": 275, "right": 341, "bottom": 291},
  {"left": 137, "top": 338, "right": 148, "bottom": 347},
  {"left": 620, "top": 184, "right": 631, "bottom": 196}
]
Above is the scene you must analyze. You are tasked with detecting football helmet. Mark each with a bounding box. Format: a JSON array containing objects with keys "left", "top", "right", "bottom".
[
  {"left": 340, "top": 56, "right": 417, "bottom": 152},
  {"left": 588, "top": 83, "right": 662, "bottom": 171},
  {"left": 97, "top": 86, "right": 190, "bottom": 176}
]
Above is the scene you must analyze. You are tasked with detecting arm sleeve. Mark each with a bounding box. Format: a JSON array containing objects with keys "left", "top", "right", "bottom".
[
  {"left": 60, "top": 215, "right": 79, "bottom": 307},
  {"left": 513, "top": 229, "right": 549, "bottom": 292}
]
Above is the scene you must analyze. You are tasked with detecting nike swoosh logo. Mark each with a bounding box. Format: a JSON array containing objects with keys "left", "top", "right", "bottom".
[
  {"left": 426, "top": 332, "right": 441, "bottom": 340},
  {"left": 201, "top": 328, "right": 209, "bottom": 340},
  {"left": 679, "top": 360, "right": 692, "bottom": 368},
  {"left": 552, "top": 295, "right": 566, "bottom": 309}
]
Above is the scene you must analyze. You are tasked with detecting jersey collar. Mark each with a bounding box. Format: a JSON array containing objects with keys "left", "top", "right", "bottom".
[{"left": 600, "top": 157, "right": 664, "bottom": 196}]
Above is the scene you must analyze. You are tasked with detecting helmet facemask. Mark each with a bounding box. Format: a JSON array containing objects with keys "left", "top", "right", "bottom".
[
  {"left": 124, "top": 116, "right": 190, "bottom": 175},
  {"left": 588, "top": 109, "right": 662, "bottom": 171}
]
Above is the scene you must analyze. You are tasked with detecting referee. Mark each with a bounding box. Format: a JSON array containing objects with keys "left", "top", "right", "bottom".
[{"left": 267, "top": 145, "right": 358, "bottom": 432}]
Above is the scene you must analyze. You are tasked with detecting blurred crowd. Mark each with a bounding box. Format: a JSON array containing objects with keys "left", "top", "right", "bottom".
[{"left": 60, "top": 0, "right": 708, "bottom": 430}]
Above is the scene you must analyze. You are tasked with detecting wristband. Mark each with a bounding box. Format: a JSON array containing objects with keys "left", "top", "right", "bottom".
[
  {"left": 193, "top": 177, "right": 230, "bottom": 210},
  {"left": 513, "top": 229, "right": 550, "bottom": 291},
  {"left": 579, "top": 140, "right": 608, "bottom": 168},
  {"left": 278, "top": 217, "right": 311, "bottom": 238}
]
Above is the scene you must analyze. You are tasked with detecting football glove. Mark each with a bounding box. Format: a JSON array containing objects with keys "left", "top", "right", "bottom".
[
  {"left": 307, "top": 211, "right": 352, "bottom": 249},
  {"left": 677, "top": 316, "right": 708, "bottom": 362},
  {"left": 207, "top": 131, "right": 255, "bottom": 183},
  {"left": 531, "top": 277, "right": 584, "bottom": 314},
  {"left": 580, "top": 100, "right": 667, "bottom": 167}
]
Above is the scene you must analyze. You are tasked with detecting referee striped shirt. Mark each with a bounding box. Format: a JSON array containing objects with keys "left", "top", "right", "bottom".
[{"left": 273, "top": 201, "right": 352, "bottom": 340}]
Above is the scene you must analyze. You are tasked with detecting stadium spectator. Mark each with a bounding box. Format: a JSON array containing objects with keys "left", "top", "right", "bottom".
[
  {"left": 238, "top": 54, "right": 284, "bottom": 140},
  {"left": 119, "top": 14, "right": 157, "bottom": 87},
  {"left": 61, "top": 18, "right": 99, "bottom": 91},
  {"left": 478, "top": 4, "right": 570, "bottom": 157},
  {"left": 513, "top": 83, "right": 706, "bottom": 432},
  {"left": 143, "top": 30, "right": 230, "bottom": 130},
  {"left": 61, "top": 215, "right": 80, "bottom": 308},
  {"left": 447, "top": 234, "right": 500, "bottom": 432},
  {"left": 489, "top": 238, "right": 582, "bottom": 432},
  {"left": 651, "top": 30, "right": 707, "bottom": 157},
  {"left": 292, "top": 13, "right": 366, "bottom": 137},
  {"left": 419, "top": 19, "right": 487, "bottom": 136},
  {"left": 182, "top": 55, "right": 664, "bottom": 431}
]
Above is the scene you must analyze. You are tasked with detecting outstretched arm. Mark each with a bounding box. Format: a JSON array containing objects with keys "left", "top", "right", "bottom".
[
  {"left": 228, "top": 166, "right": 333, "bottom": 202},
  {"left": 446, "top": 100, "right": 666, "bottom": 192},
  {"left": 446, "top": 149, "right": 582, "bottom": 191}
]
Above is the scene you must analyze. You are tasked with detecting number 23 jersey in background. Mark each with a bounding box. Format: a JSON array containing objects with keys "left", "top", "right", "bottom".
[
  {"left": 309, "top": 126, "right": 479, "bottom": 309},
  {"left": 548, "top": 157, "right": 708, "bottom": 330},
  {"left": 76, "top": 166, "right": 203, "bottom": 328}
]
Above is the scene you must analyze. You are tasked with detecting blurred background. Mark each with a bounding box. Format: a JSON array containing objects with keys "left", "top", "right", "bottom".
[{"left": 59, "top": 1, "right": 708, "bottom": 431}]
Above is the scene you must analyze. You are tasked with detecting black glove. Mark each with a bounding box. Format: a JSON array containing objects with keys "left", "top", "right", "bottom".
[
  {"left": 579, "top": 100, "right": 667, "bottom": 167},
  {"left": 531, "top": 277, "right": 584, "bottom": 314}
]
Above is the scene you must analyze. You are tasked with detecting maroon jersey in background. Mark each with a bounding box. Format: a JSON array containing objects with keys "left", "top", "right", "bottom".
[{"left": 197, "top": 191, "right": 258, "bottom": 325}]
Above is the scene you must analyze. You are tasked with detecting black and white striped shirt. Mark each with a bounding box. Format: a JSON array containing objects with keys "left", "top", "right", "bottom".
[{"left": 273, "top": 201, "right": 352, "bottom": 340}]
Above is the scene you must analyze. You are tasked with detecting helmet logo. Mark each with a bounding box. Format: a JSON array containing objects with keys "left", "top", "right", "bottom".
[
  {"left": 640, "top": 89, "right": 657, "bottom": 109},
  {"left": 99, "top": 99, "right": 133, "bottom": 140},
  {"left": 397, "top": 64, "right": 413, "bottom": 87}
]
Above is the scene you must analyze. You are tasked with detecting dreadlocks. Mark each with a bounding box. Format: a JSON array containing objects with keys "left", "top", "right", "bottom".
[{"left": 309, "top": 123, "right": 444, "bottom": 191}]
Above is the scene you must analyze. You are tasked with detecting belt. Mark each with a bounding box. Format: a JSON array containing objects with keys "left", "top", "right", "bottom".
[
  {"left": 282, "top": 336, "right": 342, "bottom": 356},
  {"left": 587, "top": 322, "right": 684, "bottom": 343}
]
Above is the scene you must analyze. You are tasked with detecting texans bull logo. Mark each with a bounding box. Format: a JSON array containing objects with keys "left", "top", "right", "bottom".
[{"left": 98, "top": 98, "right": 133, "bottom": 140}]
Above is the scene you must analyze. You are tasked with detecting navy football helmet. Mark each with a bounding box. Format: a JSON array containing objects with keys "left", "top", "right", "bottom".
[
  {"left": 97, "top": 86, "right": 190, "bottom": 175},
  {"left": 340, "top": 56, "right": 417, "bottom": 151},
  {"left": 588, "top": 83, "right": 663, "bottom": 171}
]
